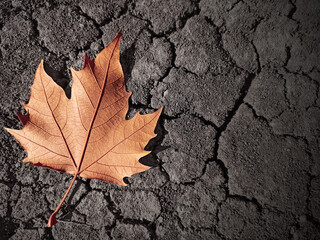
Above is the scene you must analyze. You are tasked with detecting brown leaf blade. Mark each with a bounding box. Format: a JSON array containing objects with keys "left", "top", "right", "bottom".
[
  {"left": 5, "top": 31, "right": 162, "bottom": 227},
  {"left": 6, "top": 60, "right": 76, "bottom": 174}
]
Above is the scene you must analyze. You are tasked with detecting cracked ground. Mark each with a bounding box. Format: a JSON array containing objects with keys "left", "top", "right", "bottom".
[{"left": 0, "top": 0, "right": 319, "bottom": 239}]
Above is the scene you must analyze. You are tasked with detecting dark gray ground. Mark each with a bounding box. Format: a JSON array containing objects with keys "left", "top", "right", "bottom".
[{"left": 0, "top": 0, "right": 319, "bottom": 239}]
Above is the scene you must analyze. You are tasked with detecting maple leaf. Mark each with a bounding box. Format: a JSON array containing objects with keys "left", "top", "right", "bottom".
[{"left": 5, "top": 31, "right": 162, "bottom": 227}]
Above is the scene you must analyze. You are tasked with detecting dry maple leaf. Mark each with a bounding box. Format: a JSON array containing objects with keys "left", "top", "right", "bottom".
[{"left": 5, "top": 31, "right": 162, "bottom": 227}]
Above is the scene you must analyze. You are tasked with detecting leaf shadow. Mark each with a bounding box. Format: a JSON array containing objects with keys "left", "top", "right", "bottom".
[
  {"left": 120, "top": 43, "right": 136, "bottom": 85},
  {"left": 43, "top": 61, "right": 69, "bottom": 90},
  {"left": 139, "top": 111, "right": 170, "bottom": 167}
]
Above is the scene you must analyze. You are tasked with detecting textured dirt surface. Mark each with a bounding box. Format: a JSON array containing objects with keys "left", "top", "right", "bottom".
[{"left": 0, "top": 0, "right": 319, "bottom": 239}]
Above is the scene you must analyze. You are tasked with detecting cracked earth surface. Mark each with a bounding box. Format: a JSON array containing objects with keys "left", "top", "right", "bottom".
[{"left": 0, "top": 0, "right": 319, "bottom": 239}]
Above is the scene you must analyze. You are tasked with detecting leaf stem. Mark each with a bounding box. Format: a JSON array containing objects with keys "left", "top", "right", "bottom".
[{"left": 47, "top": 171, "right": 78, "bottom": 227}]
